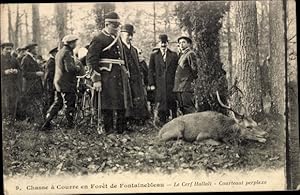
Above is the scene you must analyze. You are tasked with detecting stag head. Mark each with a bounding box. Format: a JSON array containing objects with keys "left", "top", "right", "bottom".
[{"left": 216, "top": 91, "right": 267, "bottom": 143}]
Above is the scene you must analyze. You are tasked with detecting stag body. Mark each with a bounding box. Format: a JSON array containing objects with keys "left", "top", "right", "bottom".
[{"left": 158, "top": 92, "right": 267, "bottom": 143}]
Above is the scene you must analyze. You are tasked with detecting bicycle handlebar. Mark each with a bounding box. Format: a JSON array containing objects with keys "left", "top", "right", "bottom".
[{"left": 76, "top": 74, "right": 90, "bottom": 79}]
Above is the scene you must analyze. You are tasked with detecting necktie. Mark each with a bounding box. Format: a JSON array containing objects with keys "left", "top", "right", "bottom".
[{"left": 162, "top": 50, "right": 166, "bottom": 62}]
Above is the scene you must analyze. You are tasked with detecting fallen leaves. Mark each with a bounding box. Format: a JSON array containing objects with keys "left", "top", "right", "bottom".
[{"left": 2, "top": 117, "right": 285, "bottom": 176}]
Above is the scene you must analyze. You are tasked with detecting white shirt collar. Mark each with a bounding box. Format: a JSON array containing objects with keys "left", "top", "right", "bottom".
[
  {"left": 123, "top": 41, "right": 131, "bottom": 49},
  {"left": 160, "top": 48, "right": 167, "bottom": 54}
]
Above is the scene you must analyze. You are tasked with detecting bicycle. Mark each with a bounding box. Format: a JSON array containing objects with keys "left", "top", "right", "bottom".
[{"left": 74, "top": 74, "right": 103, "bottom": 134}]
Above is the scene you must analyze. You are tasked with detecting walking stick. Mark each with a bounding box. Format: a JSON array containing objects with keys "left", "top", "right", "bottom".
[{"left": 97, "top": 89, "right": 103, "bottom": 134}]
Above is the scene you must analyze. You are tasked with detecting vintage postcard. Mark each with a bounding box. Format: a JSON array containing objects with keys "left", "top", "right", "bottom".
[{"left": 1, "top": 0, "right": 298, "bottom": 194}]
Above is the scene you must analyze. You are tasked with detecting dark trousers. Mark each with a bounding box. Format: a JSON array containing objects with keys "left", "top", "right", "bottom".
[
  {"left": 157, "top": 102, "right": 177, "bottom": 124},
  {"left": 2, "top": 86, "right": 18, "bottom": 120},
  {"left": 176, "top": 92, "right": 196, "bottom": 115},
  {"left": 44, "top": 89, "right": 55, "bottom": 116},
  {"left": 102, "top": 109, "right": 126, "bottom": 132},
  {"left": 46, "top": 91, "right": 76, "bottom": 124}
]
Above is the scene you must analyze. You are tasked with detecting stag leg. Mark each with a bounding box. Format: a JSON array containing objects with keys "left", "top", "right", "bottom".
[
  {"left": 196, "top": 133, "right": 221, "bottom": 145},
  {"left": 195, "top": 132, "right": 210, "bottom": 142}
]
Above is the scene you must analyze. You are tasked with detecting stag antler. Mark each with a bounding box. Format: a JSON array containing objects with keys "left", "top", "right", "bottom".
[{"left": 216, "top": 91, "right": 243, "bottom": 118}]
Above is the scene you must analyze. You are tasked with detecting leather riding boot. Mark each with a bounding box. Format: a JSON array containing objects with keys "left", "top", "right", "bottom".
[
  {"left": 66, "top": 111, "right": 75, "bottom": 129},
  {"left": 41, "top": 112, "right": 54, "bottom": 130}
]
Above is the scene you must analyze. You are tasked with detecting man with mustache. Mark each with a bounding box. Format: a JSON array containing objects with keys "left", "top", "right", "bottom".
[
  {"left": 86, "top": 12, "right": 132, "bottom": 134},
  {"left": 148, "top": 34, "right": 178, "bottom": 126},
  {"left": 120, "top": 24, "right": 149, "bottom": 126}
]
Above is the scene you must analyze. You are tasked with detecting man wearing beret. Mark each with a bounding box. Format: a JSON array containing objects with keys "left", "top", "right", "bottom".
[
  {"left": 42, "top": 35, "right": 81, "bottom": 129},
  {"left": 43, "top": 46, "right": 58, "bottom": 114},
  {"left": 173, "top": 36, "right": 197, "bottom": 114},
  {"left": 148, "top": 34, "right": 178, "bottom": 126},
  {"left": 21, "top": 43, "right": 44, "bottom": 125},
  {"left": 120, "top": 24, "right": 149, "bottom": 126},
  {"left": 1, "top": 42, "right": 21, "bottom": 124},
  {"left": 86, "top": 12, "right": 132, "bottom": 134}
]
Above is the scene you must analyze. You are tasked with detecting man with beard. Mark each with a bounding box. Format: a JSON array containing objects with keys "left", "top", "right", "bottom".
[
  {"left": 148, "top": 34, "right": 178, "bottom": 126},
  {"left": 120, "top": 24, "right": 149, "bottom": 126},
  {"left": 86, "top": 12, "right": 132, "bottom": 134},
  {"left": 42, "top": 35, "right": 81, "bottom": 130},
  {"left": 1, "top": 42, "right": 20, "bottom": 125},
  {"left": 21, "top": 43, "right": 44, "bottom": 125}
]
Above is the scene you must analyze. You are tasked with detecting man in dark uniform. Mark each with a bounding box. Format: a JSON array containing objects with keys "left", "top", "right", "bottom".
[
  {"left": 86, "top": 12, "right": 132, "bottom": 134},
  {"left": 148, "top": 34, "right": 178, "bottom": 126},
  {"left": 1, "top": 42, "right": 20, "bottom": 124},
  {"left": 120, "top": 24, "right": 149, "bottom": 125},
  {"left": 43, "top": 46, "right": 58, "bottom": 115},
  {"left": 21, "top": 43, "right": 44, "bottom": 125},
  {"left": 42, "top": 35, "right": 81, "bottom": 130},
  {"left": 173, "top": 36, "right": 197, "bottom": 115}
]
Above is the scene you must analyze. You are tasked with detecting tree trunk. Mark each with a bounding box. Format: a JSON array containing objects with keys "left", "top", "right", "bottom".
[
  {"left": 25, "top": 12, "right": 30, "bottom": 43},
  {"left": 14, "top": 4, "right": 20, "bottom": 48},
  {"left": 55, "top": 3, "right": 67, "bottom": 49},
  {"left": 269, "top": 0, "right": 285, "bottom": 115},
  {"left": 226, "top": 3, "right": 233, "bottom": 87},
  {"left": 32, "top": 4, "right": 41, "bottom": 53},
  {"left": 233, "top": 1, "right": 262, "bottom": 117},
  {"left": 153, "top": 2, "right": 156, "bottom": 47},
  {"left": 8, "top": 5, "right": 13, "bottom": 43}
]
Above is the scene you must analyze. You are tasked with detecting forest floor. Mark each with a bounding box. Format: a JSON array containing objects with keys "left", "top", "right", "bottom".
[{"left": 3, "top": 114, "right": 285, "bottom": 177}]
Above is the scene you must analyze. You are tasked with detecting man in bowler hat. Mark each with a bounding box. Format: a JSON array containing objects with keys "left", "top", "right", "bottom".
[
  {"left": 120, "top": 24, "right": 149, "bottom": 125},
  {"left": 148, "top": 34, "right": 178, "bottom": 126}
]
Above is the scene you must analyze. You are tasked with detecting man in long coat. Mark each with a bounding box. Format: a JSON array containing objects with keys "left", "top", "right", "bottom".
[
  {"left": 21, "top": 43, "right": 44, "bottom": 124},
  {"left": 86, "top": 12, "right": 132, "bottom": 134},
  {"left": 1, "top": 42, "right": 21, "bottom": 124},
  {"left": 173, "top": 36, "right": 198, "bottom": 115},
  {"left": 120, "top": 24, "right": 149, "bottom": 125},
  {"left": 43, "top": 47, "right": 58, "bottom": 115},
  {"left": 148, "top": 34, "right": 178, "bottom": 126}
]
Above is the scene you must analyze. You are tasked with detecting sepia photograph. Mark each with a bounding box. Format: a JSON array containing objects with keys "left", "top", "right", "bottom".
[{"left": 1, "top": 0, "right": 298, "bottom": 194}]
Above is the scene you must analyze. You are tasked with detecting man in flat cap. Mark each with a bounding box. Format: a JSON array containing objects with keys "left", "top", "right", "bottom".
[
  {"left": 1, "top": 42, "right": 21, "bottom": 124},
  {"left": 148, "top": 34, "right": 178, "bottom": 126},
  {"left": 43, "top": 46, "right": 58, "bottom": 114},
  {"left": 173, "top": 36, "right": 197, "bottom": 115},
  {"left": 86, "top": 12, "right": 132, "bottom": 134},
  {"left": 42, "top": 35, "right": 81, "bottom": 130},
  {"left": 120, "top": 24, "right": 149, "bottom": 126},
  {"left": 21, "top": 43, "right": 44, "bottom": 125}
]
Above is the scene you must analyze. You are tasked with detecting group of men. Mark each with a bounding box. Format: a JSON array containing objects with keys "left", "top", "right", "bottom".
[
  {"left": 1, "top": 42, "right": 49, "bottom": 126},
  {"left": 1, "top": 11, "right": 198, "bottom": 134}
]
